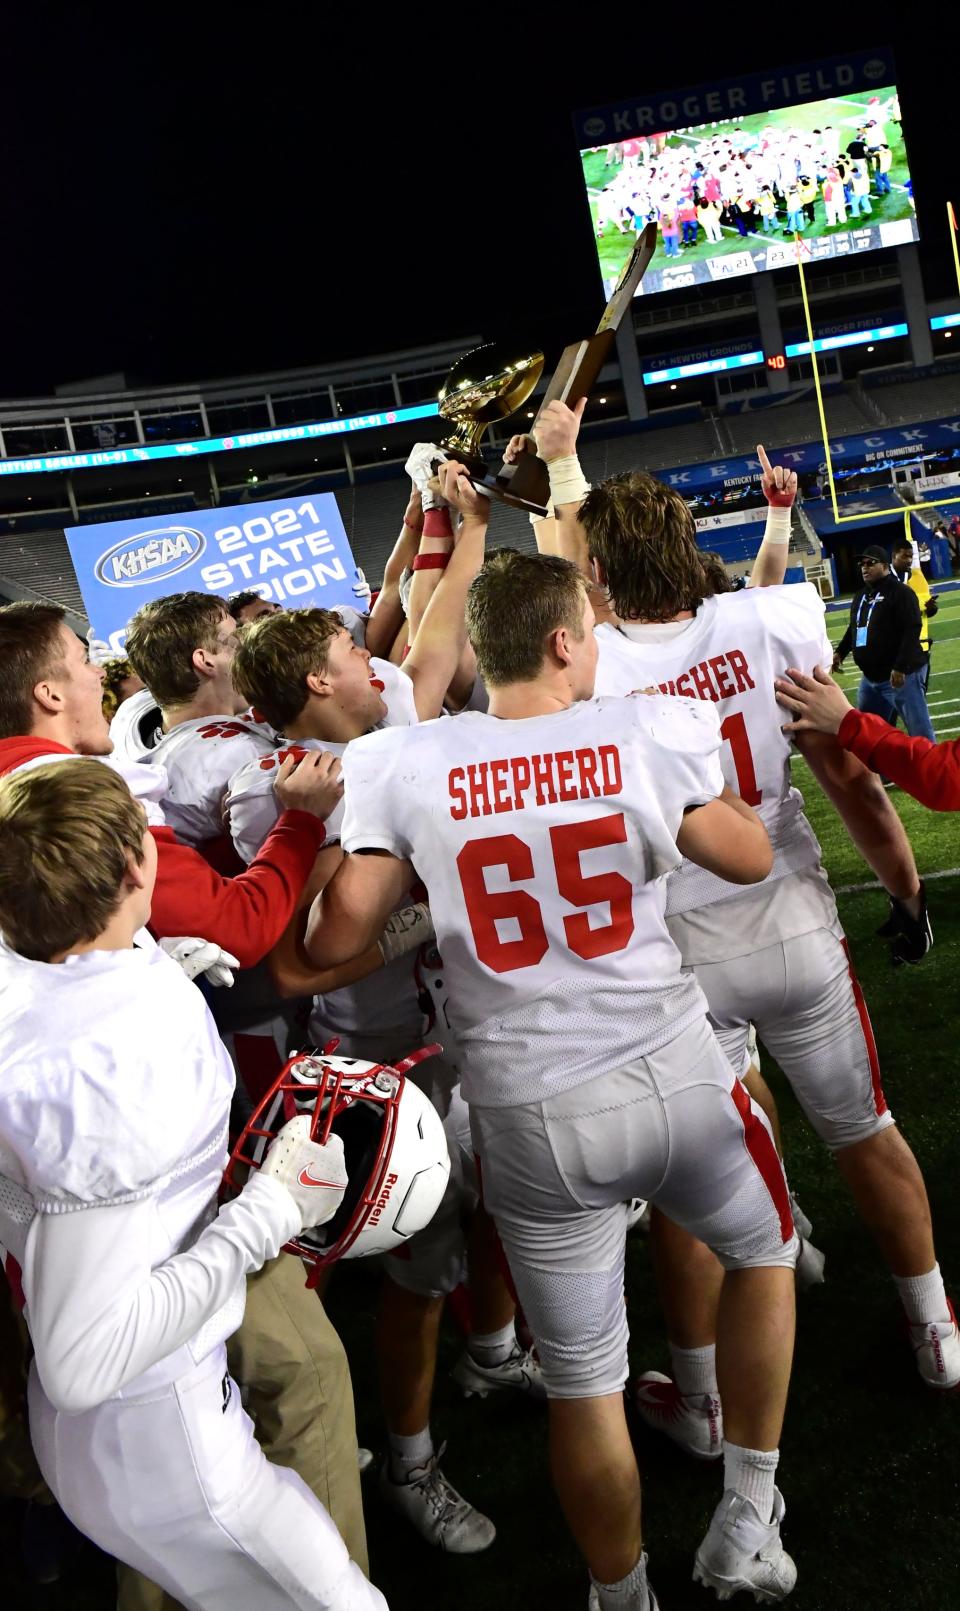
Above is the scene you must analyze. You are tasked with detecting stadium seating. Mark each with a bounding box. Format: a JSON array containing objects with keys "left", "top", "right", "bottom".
[
  {"left": 866, "top": 370, "right": 960, "bottom": 424},
  {"left": 0, "top": 529, "right": 86, "bottom": 616}
]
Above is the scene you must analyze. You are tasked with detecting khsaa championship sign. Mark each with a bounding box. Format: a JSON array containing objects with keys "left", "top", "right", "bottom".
[{"left": 65, "top": 493, "right": 360, "bottom": 655}]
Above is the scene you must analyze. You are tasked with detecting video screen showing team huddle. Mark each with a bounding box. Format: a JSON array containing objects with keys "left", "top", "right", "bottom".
[{"left": 582, "top": 83, "right": 919, "bottom": 298}]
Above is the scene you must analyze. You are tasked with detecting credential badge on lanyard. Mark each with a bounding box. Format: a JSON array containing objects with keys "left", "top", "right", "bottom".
[{"left": 855, "top": 591, "right": 880, "bottom": 650}]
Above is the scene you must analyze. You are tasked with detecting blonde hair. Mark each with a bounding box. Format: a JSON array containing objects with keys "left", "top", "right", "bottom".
[
  {"left": 0, "top": 761, "right": 146, "bottom": 961},
  {"left": 100, "top": 658, "right": 138, "bottom": 723},
  {"left": 232, "top": 608, "right": 343, "bottom": 730}
]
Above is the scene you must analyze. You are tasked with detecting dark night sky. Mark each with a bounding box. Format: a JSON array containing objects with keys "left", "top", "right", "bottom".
[{"left": 3, "top": 14, "right": 953, "bottom": 398}]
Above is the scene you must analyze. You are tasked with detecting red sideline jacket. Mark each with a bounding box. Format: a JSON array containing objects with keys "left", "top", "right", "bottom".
[
  {"left": 0, "top": 737, "right": 324, "bottom": 967},
  {"left": 838, "top": 710, "right": 960, "bottom": 812}
]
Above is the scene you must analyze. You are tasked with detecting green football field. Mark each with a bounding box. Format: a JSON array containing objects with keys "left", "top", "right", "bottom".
[
  {"left": 4, "top": 593, "right": 959, "bottom": 1609},
  {"left": 584, "top": 87, "right": 916, "bottom": 286}
]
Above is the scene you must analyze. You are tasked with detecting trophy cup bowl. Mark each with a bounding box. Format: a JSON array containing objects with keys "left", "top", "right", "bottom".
[{"left": 437, "top": 342, "right": 544, "bottom": 464}]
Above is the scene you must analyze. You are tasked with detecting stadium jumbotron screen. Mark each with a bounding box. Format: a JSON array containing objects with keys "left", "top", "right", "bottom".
[{"left": 577, "top": 56, "right": 918, "bottom": 299}]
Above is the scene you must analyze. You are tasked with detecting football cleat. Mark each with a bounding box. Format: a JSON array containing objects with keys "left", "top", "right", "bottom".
[
  {"left": 693, "top": 1488, "right": 796, "bottom": 1603},
  {"left": 452, "top": 1342, "right": 547, "bottom": 1400},
  {"left": 588, "top": 1583, "right": 660, "bottom": 1610},
  {"left": 634, "top": 1372, "right": 722, "bottom": 1461},
  {"left": 908, "top": 1300, "right": 960, "bottom": 1391},
  {"left": 378, "top": 1446, "right": 495, "bottom": 1553}
]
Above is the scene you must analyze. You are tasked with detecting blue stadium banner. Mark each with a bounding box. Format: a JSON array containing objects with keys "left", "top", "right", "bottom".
[
  {"left": 574, "top": 48, "right": 896, "bottom": 144},
  {"left": 65, "top": 493, "right": 359, "bottom": 654}
]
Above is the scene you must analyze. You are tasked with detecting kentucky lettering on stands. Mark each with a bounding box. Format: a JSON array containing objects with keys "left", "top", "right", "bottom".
[{"left": 66, "top": 493, "right": 360, "bottom": 656}]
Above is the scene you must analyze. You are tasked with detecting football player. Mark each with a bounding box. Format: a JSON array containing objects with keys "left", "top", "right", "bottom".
[
  {"left": 0, "top": 759, "right": 382, "bottom": 1610},
  {"left": 228, "top": 465, "right": 543, "bottom": 1555},
  {"left": 307, "top": 548, "right": 802, "bottom": 1610},
  {"left": 534, "top": 401, "right": 957, "bottom": 1428}
]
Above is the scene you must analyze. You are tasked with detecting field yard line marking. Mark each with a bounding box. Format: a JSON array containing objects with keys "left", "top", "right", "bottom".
[{"left": 835, "top": 866, "right": 960, "bottom": 896}]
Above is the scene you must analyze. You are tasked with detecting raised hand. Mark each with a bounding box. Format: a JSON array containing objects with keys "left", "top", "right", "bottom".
[
  {"left": 758, "top": 443, "right": 798, "bottom": 507},
  {"left": 437, "top": 460, "right": 489, "bottom": 522},
  {"left": 534, "top": 397, "right": 587, "bottom": 464},
  {"left": 503, "top": 431, "right": 538, "bottom": 465}
]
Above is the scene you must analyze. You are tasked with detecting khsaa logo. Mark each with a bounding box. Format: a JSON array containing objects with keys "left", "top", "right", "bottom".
[
  {"left": 95, "top": 525, "right": 206, "bottom": 588},
  {"left": 863, "top": 58, "right": 887, "bottom": 80},
  {"left": 583, "top": 116, "right": 606, "bottom": 141}
]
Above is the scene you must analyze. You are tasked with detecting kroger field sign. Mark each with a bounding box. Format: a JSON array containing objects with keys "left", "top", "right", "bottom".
[{"left": 65, "top": 494, "right": 359, "bottom": 655}]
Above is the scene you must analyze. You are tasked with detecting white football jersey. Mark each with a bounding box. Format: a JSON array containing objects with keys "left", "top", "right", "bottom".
[
  {"left": 224, "top": 657, "right": 419, "bottom": 865},
  {"left": 222, "top": 658, "right": 424, "bottom": 1048},
  {"left": 146, "top": 717, "right": 277, "bottom": 850},
  {"left": 340, "top": 696, "right": 723, "bottom": 1107},
  {"left": 593, "top": 585, "right": 832, "bottom": 917},
  {"left": 0, "top": 938, "right": 251, "bottom": 1398}
]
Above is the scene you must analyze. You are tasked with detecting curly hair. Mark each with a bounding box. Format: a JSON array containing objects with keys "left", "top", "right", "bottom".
[{"left": 100, "top": 658, "right": 140, "bottom": 723}]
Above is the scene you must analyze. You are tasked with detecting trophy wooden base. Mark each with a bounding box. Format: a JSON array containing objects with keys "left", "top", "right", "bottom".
[{"left": 431, "top": 448, "right": 551, "bottom": 517}]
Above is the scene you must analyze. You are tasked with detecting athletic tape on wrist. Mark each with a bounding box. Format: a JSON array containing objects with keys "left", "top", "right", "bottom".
[
  {"left": 547, "top": 454, "right": 590, "bottom": 507},
  {"left": 763, "top": 504, "right": 792, "bottom": 546}
]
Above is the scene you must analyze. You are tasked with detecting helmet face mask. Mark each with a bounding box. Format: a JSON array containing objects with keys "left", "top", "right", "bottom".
[{"left": 223, "top": 1044, "right": 451, "bottom": 1285}]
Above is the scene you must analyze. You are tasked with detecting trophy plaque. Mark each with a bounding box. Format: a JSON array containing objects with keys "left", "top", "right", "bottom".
[{"left": 434, "top": 221, "right": 658, "bottom": 515}]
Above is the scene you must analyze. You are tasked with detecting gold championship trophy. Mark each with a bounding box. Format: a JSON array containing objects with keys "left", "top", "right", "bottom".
[{"left": 433, "top": 222, "right": 658, "bottom": 515}]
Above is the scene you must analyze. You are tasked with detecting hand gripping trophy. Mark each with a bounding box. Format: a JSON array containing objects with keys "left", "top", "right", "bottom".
[{"left": 430, "top": 221, "right": 658, "bottom": 515}]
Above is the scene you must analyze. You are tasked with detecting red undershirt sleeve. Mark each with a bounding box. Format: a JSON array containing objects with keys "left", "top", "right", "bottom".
[
  {"left": 838, "top": 709, "right": 960, "bottom": 812},
  {"left": 148, "top": 809, "right": 325, "bottom": 966}
]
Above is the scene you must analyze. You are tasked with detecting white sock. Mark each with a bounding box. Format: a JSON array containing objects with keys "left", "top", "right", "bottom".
[
  {"left": 668, "top": 1342, "right": 718, "bottom": 1400},
  {"left": 388, "top": 1426, "right": 434, "bottom": 1483},
  {"left": 894, "top": 1263, "right": 951, "bottom": 1326},
  {"left": 468, "top": 1321, "right": 517, "bottom": 1367},
  {"left": 591, "top": 1551, "right": 649, "bottom": 1610},
  {"left": 722, "top": 1441, "right": 778, "bottom": 1524}
]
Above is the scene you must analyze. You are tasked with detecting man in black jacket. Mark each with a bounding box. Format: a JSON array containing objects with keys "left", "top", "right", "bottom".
[{"left": 833, "top": 544, "right": 935, "bottom": 740}]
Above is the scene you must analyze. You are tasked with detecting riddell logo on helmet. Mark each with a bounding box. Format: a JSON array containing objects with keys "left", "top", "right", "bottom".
[{"left": 368, "top": 1172, "right": 399, "bottom": 1225}]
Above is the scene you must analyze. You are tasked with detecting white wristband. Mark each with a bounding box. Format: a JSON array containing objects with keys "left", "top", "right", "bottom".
[
  {"left": 529, "top": 496, "right": 555, "bottom": 527},
  {"left": 547, "top": 454, "right": 591, "bottom": 508},
  {"left": 762, "top": 504, "right": 792, "bottom": 546}
]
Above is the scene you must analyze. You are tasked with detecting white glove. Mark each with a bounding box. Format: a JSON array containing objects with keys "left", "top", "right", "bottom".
[
  {"left": 352, "top": 568, "right": 372, "bottom": 608},
  {"left": 378, "top": 901, "right": 435, "bottom": 965},
  {"left": 260, "top": 1115, "right": 348, "bottom": 1231},
  {"left": 159, "top": 936, "right": 240, "bottom": 988},
  {"left": 405, "top": 442, "right": 450, "bottom": 513},
  {"left": 85, "top": 626, "right": 114, "bottom": 667}
]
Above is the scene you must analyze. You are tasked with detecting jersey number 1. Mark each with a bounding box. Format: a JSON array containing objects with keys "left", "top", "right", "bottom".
[
  {"left": 456, "top": 814, "right": 635, "bottom": 974},
  {"left": 719, "top": 712, "right": 762, "bottom": 807}
]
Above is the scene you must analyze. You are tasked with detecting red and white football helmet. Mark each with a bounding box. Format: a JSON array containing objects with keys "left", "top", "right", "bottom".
[{"left": 223, "top": 1043, "right": 451, "bottom": 1285}]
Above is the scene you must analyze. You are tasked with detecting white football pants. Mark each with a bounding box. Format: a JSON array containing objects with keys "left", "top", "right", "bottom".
[{"left": 28, "top": 1348, "right": 387, "bottom": 1611}]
